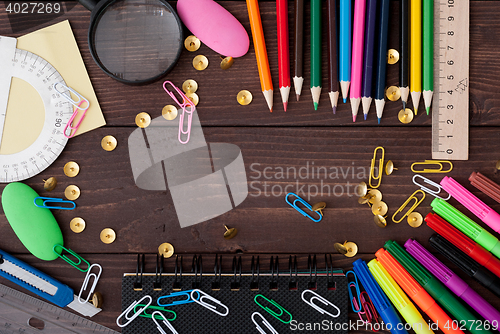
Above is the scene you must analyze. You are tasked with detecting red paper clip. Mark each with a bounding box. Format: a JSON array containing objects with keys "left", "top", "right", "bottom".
[
  {"left": 162, "top": 81, "right": 196, "bottom": 144},
  {"left": 359, "top": 291, "right": 380, "bottom": 332}
]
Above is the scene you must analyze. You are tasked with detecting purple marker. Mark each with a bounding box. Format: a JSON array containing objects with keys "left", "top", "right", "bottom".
[
  {"left": 361, "top": 0, "right": 377, "bottom": 120},
  {"left": 404, "top": 239, "right": 500, "bottom": 326}
]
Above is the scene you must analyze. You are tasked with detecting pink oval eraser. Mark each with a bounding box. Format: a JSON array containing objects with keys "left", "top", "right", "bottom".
[{"left": 177, "top": 0, "right": 249, "bottom": 58}]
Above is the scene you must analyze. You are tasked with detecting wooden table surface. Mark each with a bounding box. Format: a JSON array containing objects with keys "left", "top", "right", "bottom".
[{"left": 0, "top": 0, "right": 499, "bottom": 332}]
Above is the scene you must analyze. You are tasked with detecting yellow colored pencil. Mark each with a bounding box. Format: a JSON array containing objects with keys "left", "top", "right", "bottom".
[
  {"left": 247, "top": 0, "right": 274, "bottom": 112},
  {"left": 410, "top": 0, "right": 421, "bottom": 115}
]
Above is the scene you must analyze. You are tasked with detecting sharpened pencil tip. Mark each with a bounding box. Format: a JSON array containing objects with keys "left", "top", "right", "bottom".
[
  {"left": 343, "top": 98, "right": 347, "bottom": 103},
  {"left": 314, "top": 102, "right": 318, "bottom": 111},
  {"left": 414, "top": 108, "right": 417, "bottom": 116},
  {"left": 426, "top": 107, "right": 430, "bottom": 115},
  {"left": 270, "top": 108, "right": 273, "bottom": 113},
  {"left": 332, "top": 106, "right": 336, "bottom": 115},
  {"left": 296, "top": 94, "right": 300, "bottom": 102},
  {"left": 364, "top": 114, "right": 367, "bottom": 121},
  {"left": 352, "top": 115, "right": 356, "bottom": 123},
  {"left": 402, "top": 101, "right": 406, "bottom": 110},
  {"left": 378, "top": 117, "right": 381, "bottom": 124},
  {"left": 283, "top": 102, "right": 288, "bottom": 112}
]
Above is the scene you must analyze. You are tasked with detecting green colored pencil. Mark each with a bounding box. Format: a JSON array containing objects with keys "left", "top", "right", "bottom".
[
  {"left": 422, "top": 0, "right": 433, "bottom": 115},
  {"left": 310, "top": 0, "right": 322, "bottom": 110}
]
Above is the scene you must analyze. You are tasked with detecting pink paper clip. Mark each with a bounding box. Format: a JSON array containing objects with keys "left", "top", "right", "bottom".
[
  {"left": 53, "top": 82, "right": 90, "bottom": 139},
  {"left": 162, "top": 81, "right": 196, "bottom": 144},
  {"left": 64, "top": 100, "right": 88, "bottom": 138},
  {"left": 359, "top": 291, "right": 380, "bottom": 332}
]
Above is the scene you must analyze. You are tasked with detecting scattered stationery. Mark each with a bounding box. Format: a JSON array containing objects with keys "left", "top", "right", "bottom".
[
  {"left": 339, "top": 0, "right": 352, "bottom": 102},
  {"left": 410, "top": 0, "right": 422, "bottom": 114},
  {"left": 374, "top": 0, "right": 390, "bottom": 123},
  {"left": 293, "top": 0, "right": 305, "bottom": 101},
  {"left": 361, "top": 0, "right": 377, "bottom": 119},
  {"left": 327, "top": 0, "right": 339, "bottom": 113},
  {"left": 350, "top": 0, "right": 366, "bottom": 122},
  {"left": 277, "top": 0, "right": 290, "bottom": 111},
  {"left": 310, "top": 0, "right": 322, "bottom": 110}
]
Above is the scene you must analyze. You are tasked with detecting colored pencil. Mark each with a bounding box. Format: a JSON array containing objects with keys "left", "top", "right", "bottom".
[
  {"left": 310, "top": 0, "right": 322, "bottom": 110},
  {"left": 400, "top": 0, "right": 409, "bottom": 110},
  {"left": 339, "top": 0, "right": 351, "bottom": 103},
  {"left": 327, "top": 0, "right": 339, "bottom": 114},
  {"left": 374, "top": 0, "right": 390, "bottom": 123},
  {"left": 361, "top": 0, "right": 377, "bottom": 119},
  {"left": 246, "top": 0, "right": 273, "bottom": 112},
  {"left": 350, "top": 0, "right": 366, "bottom": 122},
  {"left": 277, "top": 0, "right": 290, "bottom": 111},
  {"left": 423, "top": 0, "right": 434, "bottom": 115},
  {"left": 410, "top": 0, "right": 422, "bottom": 115},
  {"left": 293, "top": 0, "right": 304, "bottom": 101}
]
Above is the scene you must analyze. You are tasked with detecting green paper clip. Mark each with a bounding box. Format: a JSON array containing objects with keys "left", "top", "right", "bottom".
[
  {"left": 254, "top": 294, "right": 292, "bottom": 324},
  {"left": 133, "top": 304, "right": 176, "bottom": 321},
  {"left": 53, "top": 244, "right": 90, "bottom": 272}
]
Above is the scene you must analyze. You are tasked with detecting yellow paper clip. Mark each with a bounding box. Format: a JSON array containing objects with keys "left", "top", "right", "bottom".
[
  {"left": 392, "top": 189, "right": 426, "bottom": 223},
  {"left": 369, "top": 147, "right": 385, "bottom": 189},
  {"left": 410, "top": 160, "right": 453, "bottom": 173}
]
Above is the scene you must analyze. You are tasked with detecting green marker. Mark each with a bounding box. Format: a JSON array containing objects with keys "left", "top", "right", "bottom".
[
  {"left": 310, "top": 0, "right": 322, "bottom": 110},
  {"left": 422, "top": 0, "right": 433, "bottom": 115},
  {"left": 431, "top": 198, "right": 500, "bottom": 258},
  {"left": 384, "top": 240, "right": 491, "bottom": 334}
]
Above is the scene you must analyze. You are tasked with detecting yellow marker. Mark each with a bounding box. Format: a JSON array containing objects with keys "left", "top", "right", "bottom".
[
  {"left": 368, "top": 259, "right": 434, "bottom": 334},
  {"left": 410, "top": 0, "right": 422, "bottom": 115}
]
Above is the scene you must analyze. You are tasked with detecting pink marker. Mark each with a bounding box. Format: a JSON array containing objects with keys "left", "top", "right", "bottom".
[
  {"left": 350, "top": 0, "right": 366, "bottom": 122},
  {"left": 441, "top": 176, "right": 500, "bottom": 234}
]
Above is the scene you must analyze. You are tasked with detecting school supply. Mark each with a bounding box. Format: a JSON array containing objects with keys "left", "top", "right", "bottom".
[
  {"left": 412, "top": 175, "right": 450, "bottom": 200},
  {"left": 422, "top": 0, "right": 434, "bottom": 114},
  {"left": 252, "top": 312, "right": 279, "bottom": 334},
  {"left": 327, "top": 0, "right": 339, "bottom": 113},
  {"left": 121, "top": 255, "right": 348, "bottom": 334},
  {"left": 285, "top": 193, "right": 323, "bottom": 222},
  {"left": 431, "top": 198, "right": 500, "bottom": 258},
  {"left": 405, "top": 239, "right": 500, "bottom": 324},
  {"left": 34, "top": 197, "right": 76, "bottom": 210},
  {"left": 392, "top": 190, "right": 425, "bottom": 225},
  {"left": 350, "top": 0, "right": 366, "bottom": 121},
  {"left": 54, "top": 82, "right": 90, "bottom": 139},
  {"left": 441, "top": 176, "right": 500, "bottom": 233},
  {"left": 361, "top": 0, "right": 377, "bottom": 118},
  {"left": 293, "top": 0, "right": 304, "bottom": 101},
  {"left": 277, "top": 0, "right": 290, "bottom": 111},
  {"left": 399, "top": 0, "right": 409, "bottom": 109},
  {"left": 374, "top": 0, "right": 390, "bottom": 123},
  {"left": 339, "top": 0, "right": 352, "bottom": 102},
  {"left": 410, "top": 0, "right": 422, "bottom": 114},
  {"left": 310, "top": 0, "right": 322, "bottom": 110},
  {"left": 176, "top": 0, "right": 249, "bottom": 58},
  {"left": 163, "top": 81, "right": 196, "bottom": 144},
  {"left": 411, "top": 160, "right": 453, "bottom": 173},
  {"left": 470, "top": 171, "right": 500, "bottom": 204}
]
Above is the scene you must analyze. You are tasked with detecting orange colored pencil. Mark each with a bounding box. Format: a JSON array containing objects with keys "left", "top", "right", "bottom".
[{"left": 246, "top": 0, "right": 273, "bottom": 112}]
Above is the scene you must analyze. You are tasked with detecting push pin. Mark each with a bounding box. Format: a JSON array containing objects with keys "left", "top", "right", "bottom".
[
  {"left": 101, "top": 135, "right": 117, "bottom": 151},
  {"left": 387, "top": 49, "right": 400, "bottom": 65},
  {"left": 65, "top": 185, "right": 80, "bottom": 200},
  {"left": 185, "top": 92, "right": 199, "bottom": 106},
  {"left": 220, "top": 56, "right": 234, "bottom": 70},
  {"left": 385, "top": 86, "right": 401, "bottom": 101},
  {"left": 385, "top": 160, "right": 398, "bottom": 175},
  {"left": 407, "top": 212, "right": 423, "bottom": 228},
  {"left": 371, "top": 201, "right": 388, "bottom": 216},
  {"left": 70, "top": 217, "right": 86, "bottom": 233},
  {"left": 237, "top": 90, "right": 253, "bottom": 105},
  {"left": 223, "top": 225, "right": 238, "bottom": 239},
  {"left": 374, "top": 215, "right": 388, "bottom": 228},
  {"left": 162, "top": 105, "right": 178, "bottom": 120},
  {"left": 182, "top": 79, "right": 198, "bottom": 94},
  {"left": 358, "top": 195, "right": 372, "bottom": 206},
  {"left": 92, "top": 291, "right": 103, "bottom": 308},
  {"left": 43, "top": 177, "right": 57, "bottom": 191},
  {"left": 135, "top": 112, "right": 151, "bottom": 128},
  {"left": 158, "top": 242, "right": 175, "bottom": 258},
  {"left": 184, "top": 35, "right": 201, "bottom": 52},
  {"left": 334, "top": 241, "right": 358, "bottom": 258},
  {"left": 356, "top": 181, "right": 368, "bottom": 197},
  {"left": 398, "top": 108, "right": 414, "bottom": 124},
  {"left": 64, "top": 161, "right": 80, "bottom": 177},
  {"left": 100, "top": 228, "right": 116, "bottom": 244},
  {"left": 311, "top": 202, "right": 326, "bottom": 216},
  {"left": 367, "top": 189, "right": 382, "bottom": 204},
  {"left": 193, "top": 55, "right": 209, "bottom": 71}
]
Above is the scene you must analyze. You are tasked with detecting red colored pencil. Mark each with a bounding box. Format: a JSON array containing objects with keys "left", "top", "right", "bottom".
[{"left": 277, "top": 0, "right": 290, "bottom": 111}]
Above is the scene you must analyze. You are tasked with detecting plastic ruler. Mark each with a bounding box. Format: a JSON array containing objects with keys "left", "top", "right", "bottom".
[
  {"left": 431, "top": 0, "right": 469, "bottom": 160},
  {"left": 0, "top": 283, "right": 118, "bottom": 334}
]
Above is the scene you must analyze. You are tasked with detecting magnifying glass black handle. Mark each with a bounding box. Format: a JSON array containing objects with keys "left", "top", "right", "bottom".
[{"left": 79, "top": 0, "right": 98, "bottom": 11}]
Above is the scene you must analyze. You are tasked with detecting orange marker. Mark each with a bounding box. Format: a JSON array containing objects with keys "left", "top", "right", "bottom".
[
  {"left": 375, "top": 248, "right": 465, "bottom": 334},
  {"left": 246, "top": 0, "right": 273, "bottom": 112}
]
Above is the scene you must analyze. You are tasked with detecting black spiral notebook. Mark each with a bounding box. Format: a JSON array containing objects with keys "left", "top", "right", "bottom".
[{"left": 121, "top": 255, "right": 349, "bottom": 334}]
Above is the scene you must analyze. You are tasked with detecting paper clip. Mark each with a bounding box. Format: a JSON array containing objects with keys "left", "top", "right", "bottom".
[
  {"left": 411, "top": 160, "right": 453, "bottom": 173},
  {"left": 359, "top": 291, "right": 380, "bottom": 331},
  {"left": 152, "top": 311, "right": 179, "bottom": 334},
  {"left": 53, "top": 244, "right": 90, "bottom": 272},
  {"left": 157, "top": 290, "right": 199, "bottom": 307},
  {"left": 190, "top": 289, "right": 229, "bottom": 316},
  {"left": 163, "top": 81, "right": 195, "bottom": 145},
  {"left": 346, "top": 271, "right": 362, "bottom": 313},
  {"left": 116, "top": 295, "right": 152, "bottom": 328},
  {"left": 34, "top": 197, "right": 76, "bottom": 210},
  {"left": 369, "top": 146, "right": 385, "bottom": 189},
  {"left": 254, "top": 294, "right": 292, "bottom": 324},
  {"left": 54, "top": 82, "right": 90, "bottom": 111},
  {"left": 285, "top": 193, "right": 322, "bottom": 222},
  {"left": 252, "top": 312, "right": 279, "bottom": 334},
  {"left": 392, "top": 189, "right": 426, "bottom": 223},
  {"left": 412, "top": 175, "right": 451, "bottom": 200},
  {"left": 64, "top": 100, "right": 89, "bottom": 139},
  {"left": 77, "top": 263, "right": 102, "bottom": 304},
  {"left": 301, "top": 289, "right": 340, "bottom": 318},
  {"left": 133, "top": 304, "right": 176, "bottom": 321}
]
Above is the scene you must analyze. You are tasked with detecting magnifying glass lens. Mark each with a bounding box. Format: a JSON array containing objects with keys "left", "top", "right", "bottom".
[{"left": 91, "top": 0, "right": 182, "bottom": 83}]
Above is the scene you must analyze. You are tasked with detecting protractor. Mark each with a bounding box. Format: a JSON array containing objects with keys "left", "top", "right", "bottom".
[{"left": 0, "top": 36, "right": 72, "bottom": 182}]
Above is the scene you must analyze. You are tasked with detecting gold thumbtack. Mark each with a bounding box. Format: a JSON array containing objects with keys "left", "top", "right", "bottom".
[
  {"left": 398, "top": 108, "right": 414, "bottom": 124},
  {"left": 162, "top": 105, "right": 178, "bottom": 121},
  {"left": 100, "top": 228, "right": 116, "bottom": 244},
  {"left": 182, "top": 79, "right": 198, "bottom": 94},
  {"left": 356, "top": 181, "right": 368, "bottom": 197},
  {"left": 65, "top": 185, "right": 80, "bottom": 200},
  {"left": 371, "top": 201, "right": 388, "bottom": 216},
  {"left": 184, "top": 35, "right": 201, "bottom": 52},
  {"left": 185, "top": 92, "right": 199, "bottom": 106},
  {"left": 43, "top": 177, "right": 57, "bottom": 191},
  {"left": 101, "top": 135, "right": 117, "bottom": 151},
  {"left": 312, "top": 202, "right": 326, "bottom": 216},
  {"left": 385, "top": 86, "right": 401, "bottom": 101},
  {"left": 374, "top": 215, "right": 388, "bottom": 228},
  {"left": 92, "top": 291, "right": 103, "bottom": 308},
  {"left": 367, "top": 189, "right": 383, "bottom": 204},
  {"left": 193, "top": 55, "right": 209, "bottom": 70},
  {"left": 358, "top": 195, "right": 371, "bottom": 206},
  {"left": 135, "top": 112, "right": 151, "bottom": 128},
  {"left": 220, "top": 56, "right": 234, "bottom": 70},
  {"left": 70, "top": 217, "right": 86, "bottom": 233},
  {"left": 385, "top": 160, "right": 398, "bottom": 175},
  {"left": 388, "top": 49, "right": 400, "bottom": 64},
  {"left": 334, "top": 241, "right": 358, "bottom": 257},
  {"left": 223, "top": 225, "right": 238, "bottom": 239},
  {"left": 407, "top": 212, "right": 423, "bottom": 228},
  {"left": 158, "top": 243, "right": 175, "bottom": 258},
  {"left": 64, "top": 162, "right": 80, "bottom": 177},
  {"left": 237, "top": 90, "right": 253, "bottom": 105},
  {"left": 496, "top": 160, "right": 500, "bottom": 170}
]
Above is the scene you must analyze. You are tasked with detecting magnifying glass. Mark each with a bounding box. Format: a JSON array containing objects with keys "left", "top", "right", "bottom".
[{"left": 79, "top": 0, "right": 183, "bottom": 85}]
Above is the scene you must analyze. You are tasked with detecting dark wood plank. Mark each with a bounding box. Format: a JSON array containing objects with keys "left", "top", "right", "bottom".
[{"left": 0, "top": 1, "right": 499, "bottom": 126}]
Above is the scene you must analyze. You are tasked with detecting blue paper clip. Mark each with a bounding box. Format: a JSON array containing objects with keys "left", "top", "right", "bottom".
[
  {"left": 157, "top": 290, "right": 200, "bottom": 307},
  {"left": 34, "top": 197, "right": 76, "bottom": 210},
  {"left": 285, "top": 193, "right": 322, "bottom": 222},
  {"left": 346, "top": 270, "right": 362, "bottom": 313}
]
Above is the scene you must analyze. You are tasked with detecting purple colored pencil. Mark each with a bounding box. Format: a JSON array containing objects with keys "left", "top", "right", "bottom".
[{"left": 361, "top": 0, "right": 377, "bottom": 120}]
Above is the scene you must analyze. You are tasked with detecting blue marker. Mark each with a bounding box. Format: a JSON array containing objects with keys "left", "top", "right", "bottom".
[
  {"left": 353, "top": 259, "right": 409, "bottom": 334},
  {"left": 339, "top": 0, "right": 351, "bottom": 103}
]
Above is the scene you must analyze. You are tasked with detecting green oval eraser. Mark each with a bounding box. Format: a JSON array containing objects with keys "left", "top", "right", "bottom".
[{"left": 1, "top": 182, "right": 63, "bottom": 261}]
